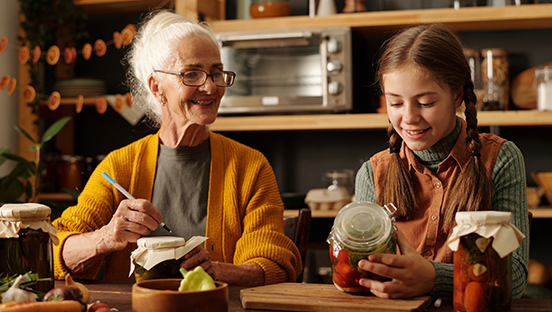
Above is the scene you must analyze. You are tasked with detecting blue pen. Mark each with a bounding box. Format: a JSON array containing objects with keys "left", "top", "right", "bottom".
[{"left": 102, "top": 172, "right": 172, "bottom": 234}]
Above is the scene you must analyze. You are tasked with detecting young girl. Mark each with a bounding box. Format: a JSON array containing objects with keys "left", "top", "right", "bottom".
[{"left": 354, "top": 24, "right": 529, "bottom": 299}]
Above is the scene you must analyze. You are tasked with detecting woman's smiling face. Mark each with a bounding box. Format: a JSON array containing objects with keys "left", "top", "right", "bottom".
[
  {"left": 160, "top": 33, "right": 225, "bottom": 126},
  {"left": 383, "top": 65, "right": 462, "bottom": 151}
]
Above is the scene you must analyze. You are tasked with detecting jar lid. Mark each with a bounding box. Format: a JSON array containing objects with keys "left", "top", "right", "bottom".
[
  {"left": 463, "top": 48, "right": 479, "bottom": 58},
  {"left": 535, "top": 66, "right": 552, "bottom": 82},
  {"left": 0, "top": 203, "right": 51, "bottom": 221},
  {"left": 0, "top": 203, "right": 59, "bottom": 245},
  {"left": 332, "top": 201, "right": 394, "bottom": 250},
  {"left": 481, "top": 48, "right": 507, "bottom": 57},
  {"left": 447, "top": 211, "right": 525, "bottom": 258},
  {"left": 137, "top": 236, "right": 186, "bottom": 249}
]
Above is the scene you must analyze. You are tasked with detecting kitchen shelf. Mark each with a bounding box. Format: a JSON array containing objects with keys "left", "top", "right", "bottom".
[
  {"left": 210, "top": 4, "right": 552, "bottom": 35},
  {"left": 285, "top": 207, "right": 552, "bottom": 219},
  {"left": 37, "top": 192, "right": 75, "bottom": 202},
  {"left": 210, "top": 110, "right": 552, "bottom": 132}
]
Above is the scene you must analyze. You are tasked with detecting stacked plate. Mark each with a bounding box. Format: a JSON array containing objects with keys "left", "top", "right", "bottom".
[{"left": 53, "top": 78, "right": 107, "bottom": 98}]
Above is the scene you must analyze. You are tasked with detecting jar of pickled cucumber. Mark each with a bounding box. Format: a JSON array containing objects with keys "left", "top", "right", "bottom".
[
  {"left": 130, "top": 236, "right": 207, "bottom": 282},
  {"left": 448, "top": 211, "right": 525, "bottom": 312},
  {"left": 327, "top": 201, "right": 397, "bottom": 295},
  {"left": 0, "top": 203, "right": 59, "bottom": 293}
]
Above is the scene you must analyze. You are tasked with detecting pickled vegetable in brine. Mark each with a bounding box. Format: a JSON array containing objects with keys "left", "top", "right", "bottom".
[{"left": 453, "top": 233, "right": 511, "bottom": 312}]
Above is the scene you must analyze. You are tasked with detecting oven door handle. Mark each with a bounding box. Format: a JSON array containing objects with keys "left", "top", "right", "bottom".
[{"left": 219, "top": 32, "right": 313, "bottom": 43}]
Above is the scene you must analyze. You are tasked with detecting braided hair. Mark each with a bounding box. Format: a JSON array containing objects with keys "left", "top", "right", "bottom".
[{"left": 374, "top": 24, "right": 492, "bottom": 232}]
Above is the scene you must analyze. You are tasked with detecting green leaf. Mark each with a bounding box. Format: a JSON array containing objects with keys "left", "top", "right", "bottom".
[
  {"left": 0, "top": 147, "right": 10, "bottom": 167},
  {"left": 12, "top": 125, "right": 37, "bottom": 145},
  {"left": 41, "top": 116, "right": 71, "bottom": 144},
  {"left": 1, "top": 153, "right": 34, "bottom": 167}
]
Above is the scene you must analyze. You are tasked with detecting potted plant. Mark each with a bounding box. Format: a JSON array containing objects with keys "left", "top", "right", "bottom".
[{"left": 0, "top": 116, "right": 71, "bottom": 204}]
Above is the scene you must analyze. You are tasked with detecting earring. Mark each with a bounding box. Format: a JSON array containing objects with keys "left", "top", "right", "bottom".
[{"left": 160, "top": 100, "right": 165, "bottom": 107}]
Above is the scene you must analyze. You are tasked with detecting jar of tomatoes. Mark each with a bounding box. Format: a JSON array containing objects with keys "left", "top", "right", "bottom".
[
  {"left": 448, "top": 211, "right": 525, "bottom": 312},
  {"left": 327, "top": 201, "right": 397, "bottom": 295}
]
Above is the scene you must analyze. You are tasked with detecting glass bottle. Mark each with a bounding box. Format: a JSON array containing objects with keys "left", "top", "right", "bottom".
[
  {"left": 481, "top": 48, "right": 509, "bottom": 110},
  {"left": 327, "top": 201, "right": 397, "bottom": 295},
  {"left": 449, "top": 211, "right": 525, "bottom": 312},
  {"left": 0, "top": 203, "right": 59, "bottom": 294},
  {"left": 250, "top": 0, "right": 291, "bottom": 18}
]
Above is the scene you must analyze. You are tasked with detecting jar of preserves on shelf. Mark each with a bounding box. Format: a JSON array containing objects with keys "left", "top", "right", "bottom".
[
  {"left": 250, "top": 0, "right": 291, "bottom": 18},
  {"left": 60, "top": 155, "right": 84, "bottom": 192},
  {"left": 448, "top": 211, "right": 525, "bottom": 312},
  {"left": 0, "top": 203, "right": 59, "bottom": 293},
  {"left": 463, "top": 48, "right": 484, "bottom": 111},
  {"left": 327, "top": 201, "right": 397, "bottom": 295},
  {"left": 130, "top": 236, "right": 207, "bottom": 282},
  {"left": 481, "top": 48, "right": 509, "bottom": 110},
  {"left": 535, "top": 66, "right": 552, "bottom": 111}
]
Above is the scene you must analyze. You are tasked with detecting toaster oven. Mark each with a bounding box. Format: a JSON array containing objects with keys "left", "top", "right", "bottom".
[{"left": 217, "top": 26, "right": 352, "bottom": 114}]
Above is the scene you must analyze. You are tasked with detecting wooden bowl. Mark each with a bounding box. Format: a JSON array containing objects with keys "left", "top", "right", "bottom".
[
  {"left": 532, "top": 172, "right": 552, "bottom": 206},
  {"left": 132, "top": 279, "right": 228, "bottom": 312}
]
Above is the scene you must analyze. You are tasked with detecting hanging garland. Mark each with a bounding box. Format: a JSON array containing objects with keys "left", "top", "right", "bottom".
[{"left": 0, "top": 23, "right": 135, "bottom": 115}]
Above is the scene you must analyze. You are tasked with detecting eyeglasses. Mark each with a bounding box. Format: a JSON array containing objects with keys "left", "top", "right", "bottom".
[{"left": 154, "top": 69, "right": 236, "bottom": 87}]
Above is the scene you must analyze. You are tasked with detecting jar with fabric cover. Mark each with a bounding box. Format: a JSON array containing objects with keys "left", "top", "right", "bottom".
[
  {"left": 0, "top": 203, "right": 59, "bottom": 293},
  {"left": 327, "top": 201, "right": 397, "bottom": 295},
  {"left": 130, "top": 236, "right": 207, "bottom": 282},
  {"left": 448, "top": 211, "right": 525, "bottom": 312}
]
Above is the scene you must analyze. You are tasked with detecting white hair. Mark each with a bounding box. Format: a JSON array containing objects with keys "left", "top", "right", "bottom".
[{"left": 125, "top": 10, "right": 220, "bottom": 127}]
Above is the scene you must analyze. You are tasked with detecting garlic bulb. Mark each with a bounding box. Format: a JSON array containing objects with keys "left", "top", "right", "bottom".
[{"left": 1, "top": 275, "right": 38, "bottom": 303}]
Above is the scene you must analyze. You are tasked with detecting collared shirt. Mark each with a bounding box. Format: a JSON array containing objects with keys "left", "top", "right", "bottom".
[{"left": 355, "top": 117, "right": 529, "bottom": 297}]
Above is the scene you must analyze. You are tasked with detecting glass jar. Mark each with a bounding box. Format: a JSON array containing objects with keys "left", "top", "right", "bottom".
[
  {"left": 60, "top": 155, "right": 84, "bottom": 192},
  {"left": 448, "top": 211, "right": 525, "bottom": 312},
  {"left": 0, "top": 203, "right": 59, "bottom": 294},
  {"left": 535, "top": 66, "right": 552, "bottom": 111},
  {"left": 463, "top": 48, "right": 484, "bottom": 111},
  {"left": 327, "top": 201, "right": 397, "bottom": 295},
  {"left": 130, "top": 236, "right": 208, "bottom": 282},
  {"left": 250, "top": 0, "right": 291, "bottom": 18},
  {"left": 481, "top": 48, "right": 509, "bottom": 111}
]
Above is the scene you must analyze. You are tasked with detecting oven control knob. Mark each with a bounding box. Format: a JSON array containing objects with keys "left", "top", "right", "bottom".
[
  {"left": 327, "top": 39, "right": 342, "bottom": 54},
  {"left": 327, "top": 61, "right": 343, "bottom": 75},
  {"left": 328, "top": 81, "right": 343, "bottom": 95}
]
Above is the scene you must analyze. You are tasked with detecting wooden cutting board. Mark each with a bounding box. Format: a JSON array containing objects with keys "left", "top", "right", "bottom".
[
  {"left": 240, "top": 283, "right": 432, "bottom": 312},
  {"left": 511, "top": 61, "right": 552, "bottom": 109}
]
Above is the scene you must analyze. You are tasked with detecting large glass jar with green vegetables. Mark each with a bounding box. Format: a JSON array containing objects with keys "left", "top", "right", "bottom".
[
  {"left": 327, "top": 201, "right": 397, "bottom": 295},
  {"left": 448, "top": 211, "right": 525, "bottom": 312},
  {"left": 0, "top": 203, "right": 59, "bottom": 294}
]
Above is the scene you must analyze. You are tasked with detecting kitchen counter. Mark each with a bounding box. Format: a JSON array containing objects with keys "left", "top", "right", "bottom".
[{"left": 61, "top": 280, "right": 552, "bottom": 312}]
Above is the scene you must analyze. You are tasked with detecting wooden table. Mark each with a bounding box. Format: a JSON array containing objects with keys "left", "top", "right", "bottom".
[{"left": 61, "top": 281, "right": 552, "bottom": 312}]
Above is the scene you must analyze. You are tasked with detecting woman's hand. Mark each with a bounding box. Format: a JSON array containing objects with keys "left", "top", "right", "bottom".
[
  {"left": 98, "top": 199, "right": 164, "bottom": 253},
  {"left": 357, "top": 229, "right": 436, "bottom": 299},
  {"left": 180, "top": 246, "right": 215, "bottom": 280}
]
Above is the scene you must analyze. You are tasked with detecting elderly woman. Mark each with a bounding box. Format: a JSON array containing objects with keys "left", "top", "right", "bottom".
[{"left": 53, "top": 10, "right": 301, "bottom": 286}]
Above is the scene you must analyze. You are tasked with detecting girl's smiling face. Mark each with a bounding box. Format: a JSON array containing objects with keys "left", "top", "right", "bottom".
[{"left": 383, "top": 65, "right": 463, "bottom": 151}]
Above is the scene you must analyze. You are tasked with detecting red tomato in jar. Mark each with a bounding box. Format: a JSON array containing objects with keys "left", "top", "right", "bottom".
[
  {"left": 329, "top": 245, "right": 337, "bottom": 263},
  {"left": 337, "top": 250, "right": 349, "bottom": 264},
  {"left": 341, "top": 286, "right": 364, "bottom": 293},
  {"left": 453, "top": 289, "right": 465, "bottom": 312},
  {"left": 335, "top": 261, "right": 361, "bottom": 280},
  {"left": 464, "top": 281, "right": 486, "bottom": 312},
  {"left": 333, "top": 272, "right": 356, "bottom": 288},
  {"left": 454, "top": 268, "right": 470, "bottom": 293}
]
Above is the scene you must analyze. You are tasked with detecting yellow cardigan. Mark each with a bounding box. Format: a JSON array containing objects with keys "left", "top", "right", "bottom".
[{"left": 53, "top": 132, "right": 301, "bottom": 284}]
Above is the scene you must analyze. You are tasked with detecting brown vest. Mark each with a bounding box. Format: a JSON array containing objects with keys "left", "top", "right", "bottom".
[{"left": 370, "top": 120, "right": 505, "bottom": 264}]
